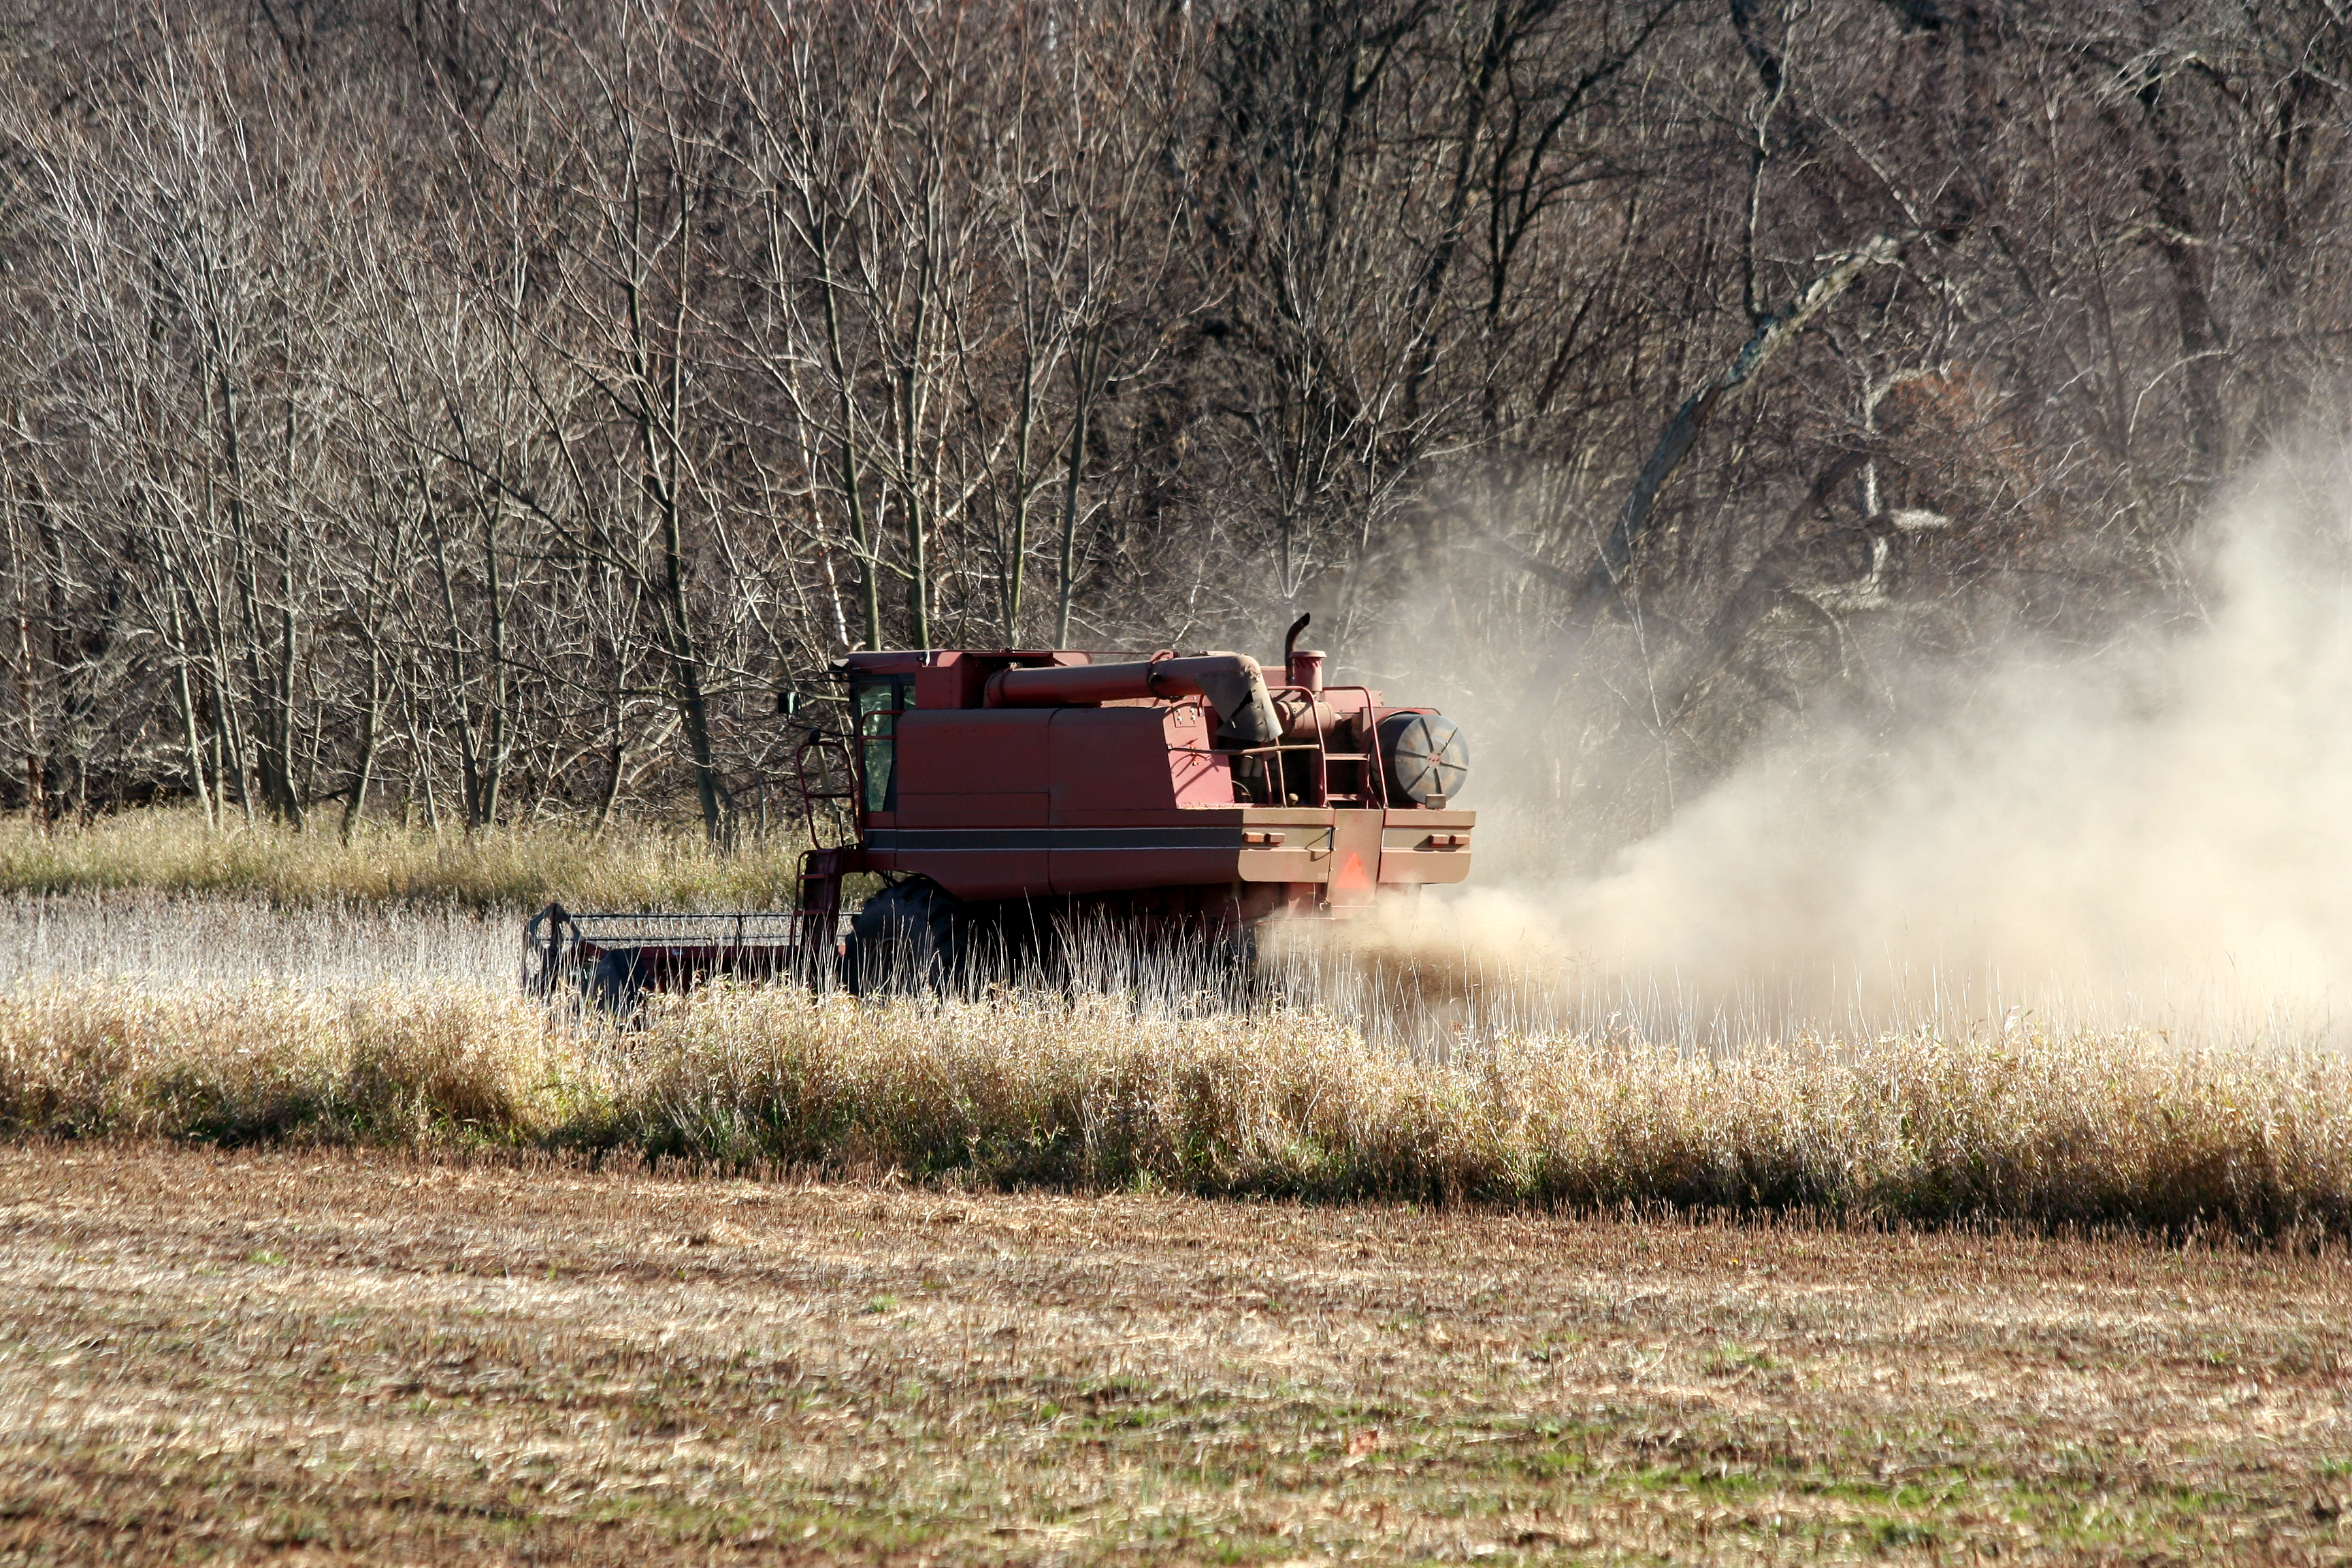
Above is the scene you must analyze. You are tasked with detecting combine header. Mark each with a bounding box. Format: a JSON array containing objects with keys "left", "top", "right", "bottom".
[{"left": 525, "top": 619, "right": 1471, "bottom": 1002}]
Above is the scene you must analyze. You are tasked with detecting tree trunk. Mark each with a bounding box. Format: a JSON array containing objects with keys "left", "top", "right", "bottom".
[
  {"left": 1556, "top": 233, "right": 1900, "bottom": 657},
  {"left": 165, "top": 587, "right": 215, "bottom": 828},
  {"left": 1056, "top": 333, "right": 1100, "bottom": 649},
  {"left": 342, "top": 647, "right": 379, "bottom": 843}
]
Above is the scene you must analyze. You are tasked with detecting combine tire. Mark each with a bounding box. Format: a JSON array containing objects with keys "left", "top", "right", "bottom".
[
  {"left": 843, "top": 879, "right": 974, "bottom": 995},
  {"left": 588, "top": 948, "right": 650, "bottom": 1017},
  {"left": 1211, "top": 922, "right": 1263, "bottom": 1004}
]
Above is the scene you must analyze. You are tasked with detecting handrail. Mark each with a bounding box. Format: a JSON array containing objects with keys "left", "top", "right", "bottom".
[
  {"left": 1203, "top": 683, "right": 1388, "bottom": 810},
  {"left": 791, "top": 725, "right": 860, "bottom": 849},
  {"left": 522, "top": 901, "right": 573, "bottom": 996}
]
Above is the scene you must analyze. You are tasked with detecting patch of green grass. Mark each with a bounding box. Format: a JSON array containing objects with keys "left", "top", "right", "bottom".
[
  {"left": 581, "top": 1494, "right": 947, "bottom": 1554},
  {"left": 1869, "top": 1519, "right": 1942, "bottom": 1550},
  {"left": 1702, "top": 1342, "right": 1778, "bottom": 1376}
]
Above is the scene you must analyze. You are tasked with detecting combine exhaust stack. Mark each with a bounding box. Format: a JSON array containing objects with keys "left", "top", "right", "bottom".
[{"left": 527, "top": 619, "right": 1473, "bottom": 1003}]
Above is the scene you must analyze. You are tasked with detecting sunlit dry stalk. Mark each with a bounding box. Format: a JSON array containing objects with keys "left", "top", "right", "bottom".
[
  {"left": 0, "top": 810, "right": 807, "bottom": 910},
  {"left": 0, "top": 983, "right": 576, "bottom": 1144},
  {"left": 2, "top": 977, "right": 2347, "bottom": 1237}
]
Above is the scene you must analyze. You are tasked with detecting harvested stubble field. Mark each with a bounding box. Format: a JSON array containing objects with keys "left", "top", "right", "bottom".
[{"left": 2, "top": 1143, "right": 2348, "bottom": 1565}]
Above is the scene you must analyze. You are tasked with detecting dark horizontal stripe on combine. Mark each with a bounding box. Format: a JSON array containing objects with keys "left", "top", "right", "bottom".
[{"left": 867, "top": 826, "right": 1304, "bottom": 852}]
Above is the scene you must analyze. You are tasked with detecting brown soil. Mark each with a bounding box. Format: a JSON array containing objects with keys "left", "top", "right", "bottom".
[{"left": 1, "top": 1144, "right": 2346, "bottom": 1565}]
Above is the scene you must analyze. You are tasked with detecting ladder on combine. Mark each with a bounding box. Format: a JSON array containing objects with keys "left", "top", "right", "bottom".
[
  {"left": 1223, "top": 683, "right": 1392, "bottom": 809},
  {"left": 790, "top": 723, "right": 864, "bottom": 960}
]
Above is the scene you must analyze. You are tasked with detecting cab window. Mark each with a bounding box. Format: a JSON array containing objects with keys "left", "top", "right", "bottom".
[{"left": 853, "top": 676, "right": 915, "bottom": 812}]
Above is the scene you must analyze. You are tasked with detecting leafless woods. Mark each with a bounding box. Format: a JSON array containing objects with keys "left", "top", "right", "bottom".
[{"left": 2, "top": 0, "right": 2346, "bottom": 851}]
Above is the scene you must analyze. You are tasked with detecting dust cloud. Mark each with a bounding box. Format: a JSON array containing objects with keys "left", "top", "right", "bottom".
[{"left": 1397, "top": 455, "right": 2352, "bottom": 1049}]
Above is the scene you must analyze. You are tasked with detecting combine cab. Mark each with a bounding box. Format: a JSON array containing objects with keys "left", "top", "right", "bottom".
[{"left": 525, "top": 620, "right": 1472, "bottom": 1001}]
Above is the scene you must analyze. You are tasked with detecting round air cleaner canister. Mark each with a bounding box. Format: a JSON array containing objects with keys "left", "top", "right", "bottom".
[{"left": 1377, "top": 712, "right": 1469, "bottom": 805}]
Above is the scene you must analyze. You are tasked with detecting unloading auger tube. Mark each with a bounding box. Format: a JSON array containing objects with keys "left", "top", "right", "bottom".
[{"left": 983, "top": 652, "right": 1281, "bottom": 745}]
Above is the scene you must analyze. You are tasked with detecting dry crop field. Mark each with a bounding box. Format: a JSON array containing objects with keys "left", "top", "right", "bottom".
[
  {"left": 2, "top": 1143, "right": 2348, "bottom": 1566},
  {"left": 3, "top": 822, "right": 2350, "bottom": 1562},
  {"left": 0, "top": 812, "right": 808, "bottom": 912}
]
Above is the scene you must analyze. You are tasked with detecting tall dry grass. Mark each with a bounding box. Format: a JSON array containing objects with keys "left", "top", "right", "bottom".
[
  {"left": 0, "top": 810, "right": 807, "bottom": 909},
  {"left": 0, "top": 983, "right": 572, "bottom": 1145},
  {"left": 3, "top": 978, "right": 2347, "bottom": 1237}
]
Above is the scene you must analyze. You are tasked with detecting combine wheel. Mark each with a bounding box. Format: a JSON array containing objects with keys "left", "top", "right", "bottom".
[
  {"left": 1205, "top": 921, "right": 1264, "bottom": 1006},
  {"left": 587, "top": 949, "right": 650, "bottom": 1018},
  {"left": 843, "top": 879, "right": 975, "bottom": 995}
]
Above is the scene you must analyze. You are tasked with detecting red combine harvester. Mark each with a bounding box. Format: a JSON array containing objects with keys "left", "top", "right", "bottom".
[{"left": 524, "top": 619, "right": 1471, "bottom": 1003}]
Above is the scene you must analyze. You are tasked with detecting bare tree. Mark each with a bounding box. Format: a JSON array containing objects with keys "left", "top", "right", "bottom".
[{"left": 0, "top": 0, "right": 2344, "bottom": 863}]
